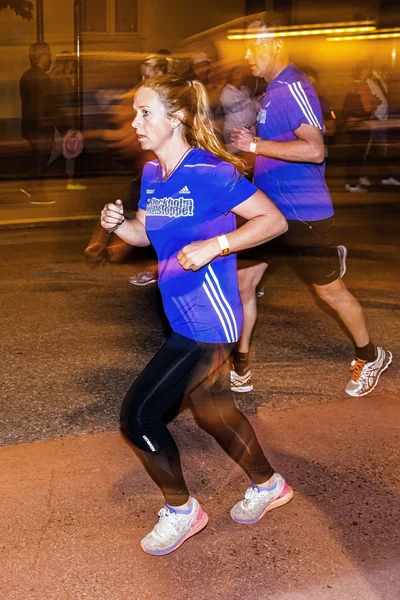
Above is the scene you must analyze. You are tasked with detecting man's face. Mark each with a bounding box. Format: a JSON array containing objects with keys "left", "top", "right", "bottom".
[
  {"left": 42, "top": 51, "right": 52, "bottom": 72},
  {"left": 244, "top": 21, "right": 278, "bottom": 82}
]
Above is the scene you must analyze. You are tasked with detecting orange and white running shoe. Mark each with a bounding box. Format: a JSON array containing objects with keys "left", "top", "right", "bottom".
[
  {"left": 230, "top": 369, "right": 253, "bottom": 393},
  {"left": 345, "top": 346, "right": 393, "bottom": 397}
]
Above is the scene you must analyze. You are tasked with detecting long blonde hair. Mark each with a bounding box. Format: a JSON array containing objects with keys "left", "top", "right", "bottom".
[
  {"left": 134, "top": 75, "right": 246, "bottom": 174},
  {"left": 48, "top": 50, "right": 75, "bottom": 80}
]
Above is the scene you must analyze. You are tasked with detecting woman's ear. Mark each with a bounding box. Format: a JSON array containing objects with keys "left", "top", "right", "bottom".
[{"left": 171, "top": 109, "right": 185, "bottom": 129}]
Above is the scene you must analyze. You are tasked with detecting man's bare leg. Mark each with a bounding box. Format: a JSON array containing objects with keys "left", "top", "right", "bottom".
[
  {"left": 230, "top": 261, "right": 268, "bottom": 392},
  {"left": 237, "top": 261, "right": 268, "bottom": 353},
  {"left": 313, "top": 277, "right": 369, "bottom": 348}
]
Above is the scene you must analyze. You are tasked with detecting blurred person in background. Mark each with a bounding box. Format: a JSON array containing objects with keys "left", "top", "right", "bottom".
[
  {"left": 140, "top": 53, "right": 175, "bottom": 81},
  {"left": 231, "top": 12, "right": 392, "bottom": 398},
  {"left": 48, "top": 50, "right": 86, "bottom": 191},
  {"left": 100, "top": 74, "right": 292, "bottom": 556},
  {"left": 364, "top": 65, "right": 400, "bottom": 187},
  {"left": 220, "top": 65, "right": 258, "bottom": 154},
  {"left": 205, "top": 64, "right": 226, "bottom": 121},
  {"left": 19, "top": 42, "right": 70, "bottom": 204},
  {"left": 342, "top": 61, "right": 380, "bottom": 193},
  {"left": 301, "top": 66, "right": 336, "bottom": 158},
  {"left": 182, "top": 53, "right": 211, "bottom": 85}
]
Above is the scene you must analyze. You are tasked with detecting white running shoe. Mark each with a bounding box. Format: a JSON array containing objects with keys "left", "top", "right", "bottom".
[
  {"left": 337, "top": 245, "right": 348, "bottom": 278},
  {"left": 140, "top": 498, "right": 208, "bottom": 556},
  {"left": 256, "top": 283, "right": 265, "bottom": 297},
  {"left": 359, "top": 176, "right": 371, "bottom": 187},
  {"left": 345, "top": 346, "right": 393, "bottom": 397},
  {"left": 345, "top": 184, "right": 368, "bottom": 193},
  {"left": 230, "top": 474, "right": 294, "bottom": 524},
  {"left": 381, "top": 177, "right": 400, "bottom": 186},
  {"left": 230, "top": 369, "right": 253, "bottom": 393},
  {"left": 128, "top": 270, "right": 157, "bottom": 286}
]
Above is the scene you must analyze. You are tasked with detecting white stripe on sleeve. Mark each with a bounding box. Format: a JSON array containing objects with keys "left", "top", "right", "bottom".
[
  {"left": 295, "top": 81, "right": 322, "bottom": 129},
  {"left": 183, "top": 164, "right": 217, "bottom": 168},
  {"left": 288, "top": 83, "right": 317, "bottom": 128}
]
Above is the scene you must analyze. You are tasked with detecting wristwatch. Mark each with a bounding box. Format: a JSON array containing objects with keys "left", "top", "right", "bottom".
[
  {"left": 216, "top": 234, "right": 230, "bottom": 256},
  {"left": 250, "top": 136, "right": 260, "bottom": 154}
]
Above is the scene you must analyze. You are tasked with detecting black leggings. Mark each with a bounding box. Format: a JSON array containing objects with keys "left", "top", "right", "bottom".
[{"left": 120, "top": 332, "right": 274, "bottom": 505}]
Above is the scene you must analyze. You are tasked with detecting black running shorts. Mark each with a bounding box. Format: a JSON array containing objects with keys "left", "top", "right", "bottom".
[{"left": 238, "top": 216, "right": 341, "bottom": 286}]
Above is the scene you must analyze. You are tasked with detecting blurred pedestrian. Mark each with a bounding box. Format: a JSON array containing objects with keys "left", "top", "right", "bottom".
[
  {"left": 19, "top": 42, "right": 69, "bottom": 204},
  {"left": 181, "top": 53, "right": 211, "bottom": 85},
  {"left": 100, "top": 74, "right": 292, "bottom": 555},
  {"left": 48, "top": 50, "right": 86, "bottom": 191},
  {"left": 364, "top": 66, "right": 400, "bottom": 187},
  {"left": 301, "top": 66, "right": 336, "bottom": 157},
  {"left": 343, "top": 61, "right": 380, "bottom": 193},
  {"left": 140, "top": 54, "right": 175, "bottom": 81},
  {"left": 220, "top": 65, "right": 258, "bottom": 168},
  {"left": 231, "top": 12, "right": 392, "bottom": 397}
]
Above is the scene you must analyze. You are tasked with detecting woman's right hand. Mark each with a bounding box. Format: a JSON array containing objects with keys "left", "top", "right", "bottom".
[{"left": 100, "top": 199, "right": 124, "bottom": 231}]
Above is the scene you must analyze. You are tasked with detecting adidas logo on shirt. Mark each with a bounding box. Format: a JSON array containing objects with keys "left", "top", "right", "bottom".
[{"left": 179, "top": 186, "right": 191, "bottom": 194}]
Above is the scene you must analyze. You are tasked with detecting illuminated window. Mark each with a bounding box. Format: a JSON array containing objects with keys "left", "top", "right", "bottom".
[
  {"left": 83, "top": 0, "right": 107, "bottom": 33},
  {"left": 83, "top": 0, "right": 139, "bottom": 34},
  {"left": 115, "top": 0, "right": 138, "bottom": 33}
]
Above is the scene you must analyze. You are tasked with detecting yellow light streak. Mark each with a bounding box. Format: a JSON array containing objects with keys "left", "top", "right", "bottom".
[
  {"left": 227, "top": 26, "right": 376, "bottom": 40},
  {"left": 327, "top": 33, "right": 400, "bottom": 41},
  {"left": 228, "top": 20, "right": 375, "bottom": 34}
]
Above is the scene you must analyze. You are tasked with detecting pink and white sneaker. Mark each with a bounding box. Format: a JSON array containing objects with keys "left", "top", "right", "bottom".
[
  {"left": 230, "top": 474, "right": 294, "bottom": 524},
  {"left": 140, "top": 498, "right": 208, "bottom": 555}
]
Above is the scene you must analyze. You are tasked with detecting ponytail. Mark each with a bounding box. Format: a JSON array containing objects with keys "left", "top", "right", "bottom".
[{"left": 190, "top": 80, "right": 246, "bottom": 175}]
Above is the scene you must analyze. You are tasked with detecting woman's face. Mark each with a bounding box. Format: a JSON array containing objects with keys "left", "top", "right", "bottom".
[
  {"left": 132, "top": 87, "right": 175, "bottom": 152},
  {"left": 140, "top": 64, "right": 161, "bottom": 80}
]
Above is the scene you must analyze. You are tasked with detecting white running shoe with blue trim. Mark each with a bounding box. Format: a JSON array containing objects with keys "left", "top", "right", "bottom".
[
  {"left": 141, "top": 498, "right": 208, "bottom": 555},
  {"left": 230, "top": 474, "right": 294, "bottom": 524}
]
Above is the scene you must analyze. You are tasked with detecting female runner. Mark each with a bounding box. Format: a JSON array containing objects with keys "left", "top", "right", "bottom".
[{"left": 100, "top": 75, "right": 293, "bottom": 555}]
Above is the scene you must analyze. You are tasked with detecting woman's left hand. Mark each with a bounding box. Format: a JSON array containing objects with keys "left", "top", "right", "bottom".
[{"left": 177, "top": 238, "right": 220, "bottom": 271}]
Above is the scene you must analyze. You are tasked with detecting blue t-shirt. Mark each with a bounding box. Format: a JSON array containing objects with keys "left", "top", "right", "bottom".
[
  {"left": 254, "top": 63, "right": 334, "bottom": 222},
  {"left": 138, "top": 147, "right": 258, "bottom": 344}
]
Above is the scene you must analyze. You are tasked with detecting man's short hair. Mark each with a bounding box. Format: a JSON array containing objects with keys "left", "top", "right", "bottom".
[
  {"left": 258, "top": 11, "right": 286, "bottom": 31},
  {"left": 29, "top": 42, "right": 50, "bottom": 66}
]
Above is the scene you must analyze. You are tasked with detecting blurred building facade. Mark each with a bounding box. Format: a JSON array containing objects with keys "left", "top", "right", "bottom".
[{"left": 0, "top": 0, "right": 398, "bottom": 142}]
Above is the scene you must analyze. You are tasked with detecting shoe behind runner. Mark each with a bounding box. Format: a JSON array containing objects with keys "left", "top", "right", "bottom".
[
  {"left": 345, "top": 346, "right": 393, "bottom": 397},
  {"left": 230, "top": 368, "right": 253, "bottom": 393}
]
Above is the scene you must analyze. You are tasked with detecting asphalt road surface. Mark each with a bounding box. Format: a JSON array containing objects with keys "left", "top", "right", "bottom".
[{"left": 1, "top": 202, "right": 399, "bottom": 600}]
